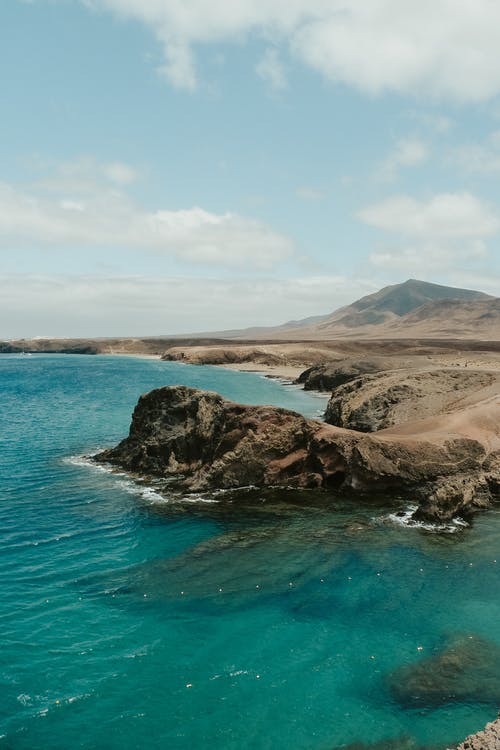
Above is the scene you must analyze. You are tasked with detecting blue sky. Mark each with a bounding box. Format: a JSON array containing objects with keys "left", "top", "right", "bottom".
[{"left": 2, "top": 0, "right": 500, "bottom": 337}]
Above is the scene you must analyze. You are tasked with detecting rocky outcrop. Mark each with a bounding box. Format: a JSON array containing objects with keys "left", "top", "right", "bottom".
[
  {"left": 324, "top": 369, "right": 497, "bottom": 433},
  {"left": 94, "top": 385, "right": 500, "bottom": 521},
  {"left": 296, "top": 359, "right": 385, "bottom": 391},
  {"left": 456, "top": 713, "right": 500, "bottom": 749},
  {"left": 0, "top": 342, "right": 23, "bottom": 353},
  {"left": 0, "top": 341, "right": 98, "bottom": 355},
  {"left": 162, "top": 346, "right": 285, "bottom": 366},
  {"left": 295, "top": 355, "right": 431, "bottom": 391}
]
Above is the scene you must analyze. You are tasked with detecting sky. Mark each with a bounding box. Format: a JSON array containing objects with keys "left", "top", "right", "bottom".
[{"left": 2, "top": 0, "right": 500, "bottom": 337}]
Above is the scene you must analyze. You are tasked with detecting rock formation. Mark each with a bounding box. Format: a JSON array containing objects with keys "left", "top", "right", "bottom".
[
  {"left": 456, "top": 713, "right": 500, "bottom": 749},
  {"left": 94, "top": 385, "right": 500, "bottom": 522},
  {"left": 296, "top": 358, "right": 386, "bottom": 391},
  {"left": 324, "top": 369, "right": 498, "bottom": 433}
]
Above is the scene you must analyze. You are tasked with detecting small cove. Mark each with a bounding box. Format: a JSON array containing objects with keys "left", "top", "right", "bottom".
[{"left": 1, "top": 354, "right": 499, "bottom": 749}]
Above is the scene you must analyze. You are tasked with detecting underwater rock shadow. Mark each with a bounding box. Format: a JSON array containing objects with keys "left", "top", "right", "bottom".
[
  {"left": 330, "top": 737, "right": 447, "bottom": 750},
  {"left": 74, "top": 514, "right": 355, "bottom": 613},
  {"left": 387, "top": 633, "right": 500, "bottom": 709}
]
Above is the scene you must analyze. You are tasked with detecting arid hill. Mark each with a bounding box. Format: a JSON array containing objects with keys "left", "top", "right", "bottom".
[{"left": 189, "top": 279, "right": 498, "bottom": 341}]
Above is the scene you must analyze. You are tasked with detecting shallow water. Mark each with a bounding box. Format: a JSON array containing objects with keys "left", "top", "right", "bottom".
[{"left": 1, "top": 354, "right": 499, "bottom": 749}]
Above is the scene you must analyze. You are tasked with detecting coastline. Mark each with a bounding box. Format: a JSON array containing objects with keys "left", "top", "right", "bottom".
[
  {"left": 105, "top": 351, "right": 305, "bottom": 380},
  {"left": 217, "top": 361, "right": 305, "bottom": 381},
  {"left": 106, "top": 352, "right": 162, "bottom": 361}
]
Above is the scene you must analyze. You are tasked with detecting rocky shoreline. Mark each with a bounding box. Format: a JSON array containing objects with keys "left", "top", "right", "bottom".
[{"left": 94, "top": 382, "right": 500, "bottom": 522}]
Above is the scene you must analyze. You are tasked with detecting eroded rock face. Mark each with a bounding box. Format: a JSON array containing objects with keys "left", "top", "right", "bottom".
[
  {"left": 325, "top": 369, "right": 496, "bottom": 433},
  {"left": 94, "top": 386, "right": 500, "bottom": 521},
  {"left": 95, "top": 386, "right": 324, "bottom": 491}
]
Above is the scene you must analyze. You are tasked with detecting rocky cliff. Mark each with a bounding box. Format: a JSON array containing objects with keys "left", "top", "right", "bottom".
[{"left": 94, "top": 385, "right": 500, "bottom": 522}]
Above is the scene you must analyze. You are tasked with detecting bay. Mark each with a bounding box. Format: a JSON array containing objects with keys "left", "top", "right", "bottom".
[{"left": 1, "top": 354, "right": 499, "bottom": 750}]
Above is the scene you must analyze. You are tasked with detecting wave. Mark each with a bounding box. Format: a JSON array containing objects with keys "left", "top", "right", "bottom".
[
  {"left": 64, "top": 454, "right": 220, "bottom": 506},
  {"left": 375, "top": 504, "right": 469, "bottom": 534}
]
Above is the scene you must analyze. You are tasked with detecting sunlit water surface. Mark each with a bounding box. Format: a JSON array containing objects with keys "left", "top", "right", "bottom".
[{"left": 1, "top": 354, "right": 499, "bottom": 749}]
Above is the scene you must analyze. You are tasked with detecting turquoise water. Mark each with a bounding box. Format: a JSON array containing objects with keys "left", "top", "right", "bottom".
[{"left": 1, "top": 354, "right": 499, "bottom": 750}]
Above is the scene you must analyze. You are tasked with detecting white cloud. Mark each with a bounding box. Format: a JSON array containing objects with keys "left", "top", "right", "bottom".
[
  {"left": 158, "top": 41, "right": 197, "bottom": 90},
  {"left": 296, "top": 186, "right": 326, "bottom": 201},
  {"left": 448, "top": 130, "right": 500, "bottom": 174},
  {"left": 37, "top": 156, "right": 139, "bottom": 194},
  {"left": 390, "top": 139, "right": 428, "bottom": 168},
  {"left": 0, "top": 171, "right": 293, "bottom": 270},
  {"left": 369, "top": 241, "right": 489, "bottom": 273},
  {"left": 0, "top": 273, "right": 378, "bottom": 337},
  {"left": 358, "top": 193, "right": 500, "bottom": 239},
  {"left": 359, "top": 191, "right": 499, "bottom": 275},
  {"left": 82, "top": 0, "right": 500, "bottom": 100},
  {"left": 256, "top": 48, "right": 288, "bottom": 90},
  {"left": 378, "top": 137, "right": 429, "bottom": 180},
  {"left": 102, "top": 161, "right": 139, "bottom": 185},
  {"left": 407, "top": 112, "right": 453, "bottom": 134}
]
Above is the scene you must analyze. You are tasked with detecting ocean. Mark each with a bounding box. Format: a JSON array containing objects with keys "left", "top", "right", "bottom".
[{"left": 1, "top": 354, "right": 499, "bottom": 749}]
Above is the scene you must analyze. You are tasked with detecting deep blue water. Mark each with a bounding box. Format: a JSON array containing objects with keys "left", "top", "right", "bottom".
[{"left": 1, "top": 354, "right": 499, "bottom": 750}]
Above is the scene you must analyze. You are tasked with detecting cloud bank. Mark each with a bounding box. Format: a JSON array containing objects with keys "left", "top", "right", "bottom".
[
  {"left": 84, "top": 0, "right": 500, "bottom": 100},
  {"left": 359, "top": 192, "right": 498, "bottom": 272},
  {"left": 0, "top": 159, "right": 293, "bottom": 270},
  {"left": 1, "top": 273, "right": 377, "bottom": 338}
]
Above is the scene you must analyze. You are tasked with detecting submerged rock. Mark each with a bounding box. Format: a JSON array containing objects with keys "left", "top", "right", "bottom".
[
  {"left": 387, "top": 635, "right": 500, "bottom": 709},
  {"left": 94, "top": 385, "right": 500, "bottom": 521}
]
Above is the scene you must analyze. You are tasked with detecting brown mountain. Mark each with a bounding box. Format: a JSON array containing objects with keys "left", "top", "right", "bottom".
[{"left": 222, "top": 279, "right": 498, "bottom": 340}]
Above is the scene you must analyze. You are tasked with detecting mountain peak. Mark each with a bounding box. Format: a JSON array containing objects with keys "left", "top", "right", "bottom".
[{"left": 346, "top": 279, "right": 492, "bottom": 319}]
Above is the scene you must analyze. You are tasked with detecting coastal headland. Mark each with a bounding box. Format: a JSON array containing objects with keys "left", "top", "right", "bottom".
[{"left": 94, "top": 371, "right": 500, "bottom": 523}]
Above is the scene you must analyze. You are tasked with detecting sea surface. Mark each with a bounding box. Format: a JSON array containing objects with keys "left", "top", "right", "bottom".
[{"left": 1, "top": 354, "right": 499, "bottom": 750}]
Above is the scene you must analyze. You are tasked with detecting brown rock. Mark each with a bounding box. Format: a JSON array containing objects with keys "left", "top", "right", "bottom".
[
  {"left": 94, "top": 385, "right": 500, "bottom": 521},
  {"left": 456, "top": 712, "right": 500, "bottom": 749},
  {"left": 325, "top": 369, "right": 497, "bottom": 433}
]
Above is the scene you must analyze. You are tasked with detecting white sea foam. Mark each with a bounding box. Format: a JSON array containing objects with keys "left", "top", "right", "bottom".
[
  {"left": 377, "top": 505, "right": 469, "bottom": 534},
  {"left": 64, "top": 454, "right": 118, "bottom": 474},
  {"left": 177, "top": 494, "right": 219, "bottom": 504},
  {"left": 65, "top": 454, "right": 222, "bottom": 506}
]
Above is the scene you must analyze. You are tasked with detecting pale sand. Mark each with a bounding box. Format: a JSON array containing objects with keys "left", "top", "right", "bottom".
[
  {"left": 106, "top": 352, "right": 161, "bottom": 360},
  {"left": 218, "top": 362, "right": 304, "bottom": 380},
  {"left": 380, "top": 387, "right": 500, "bottom": 454},
  {"left": 106, "top": 351, "right": 303, "bottom": 380}
]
